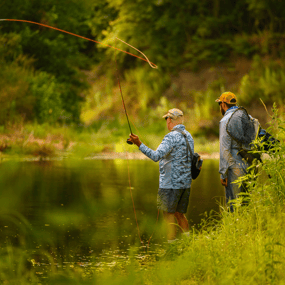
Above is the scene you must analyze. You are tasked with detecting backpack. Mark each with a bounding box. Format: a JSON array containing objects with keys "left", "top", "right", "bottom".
[
  {"left": 226, "top": 107, "right": 279, "bottom": 164},
  {"left": 171, "top": 129, "right": 203, "bottom": 180}
]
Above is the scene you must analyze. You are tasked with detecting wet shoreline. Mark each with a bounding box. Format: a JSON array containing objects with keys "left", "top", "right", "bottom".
[{"left": 89, "top": 152, "right": 220, "bottom": 160}]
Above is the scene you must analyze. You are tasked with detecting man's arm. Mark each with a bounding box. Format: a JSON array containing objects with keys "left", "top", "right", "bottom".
[
  {"left": 219, "top": 121, "right": 234, "bottom": 183},
  {"left": 129, "top": 133, "right": 173, "bottom": 162}
]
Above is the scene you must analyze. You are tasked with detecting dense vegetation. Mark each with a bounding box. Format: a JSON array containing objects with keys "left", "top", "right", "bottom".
[{"left": 1, "top": 0, "right": 285, "bottom": 136}]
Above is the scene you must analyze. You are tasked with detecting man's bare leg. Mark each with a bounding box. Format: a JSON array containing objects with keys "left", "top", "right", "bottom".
[{"left": 174, "top": 212, "right": 189, "bottom": 233}]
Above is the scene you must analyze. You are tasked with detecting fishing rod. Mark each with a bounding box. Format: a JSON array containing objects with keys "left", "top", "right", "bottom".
[
  {"left": 0, "top": 19, "right": 157, "bottom": 68},
  {"left": 114, "top": 46, "right": 133, "bottom": 145},
  {"left": 0, "top": 19, "right": 158, "bottom": 144}
]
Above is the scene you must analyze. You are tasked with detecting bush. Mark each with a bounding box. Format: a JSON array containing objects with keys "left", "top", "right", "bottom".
[
  {"left": 238, "top": 56, "right": 285, "bottom": 107},
  {"left": 29, "top": 72, "right": 63, "bottom": 124},
  {"left": 0, "top": 60, "right": 34, "bottom": 124}
]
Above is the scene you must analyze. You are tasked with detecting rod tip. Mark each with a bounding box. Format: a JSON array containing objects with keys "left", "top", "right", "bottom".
[{"left": 0, "top": 19, "right": 7, "bottom": 21}]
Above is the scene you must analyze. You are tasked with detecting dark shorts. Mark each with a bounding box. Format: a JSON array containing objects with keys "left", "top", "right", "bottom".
[{"left": 157, "top": 188, "right": 191, "bottom": 213}]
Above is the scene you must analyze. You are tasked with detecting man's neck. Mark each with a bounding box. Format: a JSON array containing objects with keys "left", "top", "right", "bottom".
[{"left": 224, "top": 105, "right": 238, "bottom": 115}]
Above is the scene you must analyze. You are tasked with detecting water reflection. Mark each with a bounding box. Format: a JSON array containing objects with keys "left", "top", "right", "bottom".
[{"left": 0, "top": 159, "right": 224, "bottom": 267}]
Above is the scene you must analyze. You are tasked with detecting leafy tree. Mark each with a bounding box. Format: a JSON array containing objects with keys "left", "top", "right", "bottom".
[
  {"left": 29, "top": 72, "right": 63, "bottom": 124},
  {"left": 0, "top": 0, "right": 97, "bottom": 123},
  {"left": 99, "top": 0, "right": 253, "bottom": 69},
  {"left": 246, "top": 0, "right": 285, "bottom": 32}
]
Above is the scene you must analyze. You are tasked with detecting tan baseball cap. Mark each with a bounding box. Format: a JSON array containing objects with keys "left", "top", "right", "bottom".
[
  {"left": 162, "top": 108, "right": 183, "bottom": 120},
  {"left": 215, "top": 92, "right": 237, "bottom": 104}
]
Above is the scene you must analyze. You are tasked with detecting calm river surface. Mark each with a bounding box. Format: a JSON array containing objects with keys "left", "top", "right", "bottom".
[{"left": 0, "top": 158, "right": 224, "bottom": 268}]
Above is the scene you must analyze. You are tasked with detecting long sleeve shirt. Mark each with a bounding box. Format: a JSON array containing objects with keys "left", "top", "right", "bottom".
[
  {"left": 139, "top": 124, "right": 194, "bottom": 189},
  {"left": 219, "top": 107, "right": 249, "bottom": 179}
]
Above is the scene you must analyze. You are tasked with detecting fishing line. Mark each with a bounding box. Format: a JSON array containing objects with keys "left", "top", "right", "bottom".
[
  {"left": 0, "top": 19, "right": 158, "bottom": 69},
  {"left": 125, "top": 151, "right": 144, "bottom": 246},
  {"left": 116, "top": 37, "right": 157, "bottom": 69},
  {"left": 112, "top": 36, "right": 145, "bottom": 246},
  {"left": 124, "top": 140, "right": 160, "bottom": 251},
  {"left": 126, "top": 122, "right": 160, "bottom": 250},
  {"left": 115, "top": 73, "right": 159, "bottom": 249},
  {"left": 147, "top": 209, "right": 160, "bottom": 251}
]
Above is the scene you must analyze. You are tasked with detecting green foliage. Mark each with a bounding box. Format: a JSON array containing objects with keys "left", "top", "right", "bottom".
[
  {"left": 29, "top": 72, "right": 63, "bottom": 123},
  {"left": 0, "top": 39, "right": 35, "bottom": 124},
  {"left": 231, "top": 34, "right": 259, "bottom": 57},
  {"left": 238, "top": 56, "right": 285, "bottom": 106},
  {"left": 0, "top": 0, "right": 96, "bottom": 123},
  {"left": 1, "top": 0, "right": 285, "bottom": 142},
  {"left": 100, "top": 0, "right": 252, "bottom": 69},
  {"left": 80, "top": 65, "right": 170, "bottom": 132},
  {"left": 0, "top": 32, "right": 23, "bottom": 62},
  {"left": 259, "top": 68, "right": 285, "bottom": 104},
  {"left": 246, "top": 0, "right": 285, "bottom": 32}
]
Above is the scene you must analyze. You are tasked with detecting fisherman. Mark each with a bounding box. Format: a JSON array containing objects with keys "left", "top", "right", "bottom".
[
  {"left": 128, "top": 108, "right": 195, "bottom": 243},
  {"left": 216, "top": 92, "right": 249, "bottom": 212}
]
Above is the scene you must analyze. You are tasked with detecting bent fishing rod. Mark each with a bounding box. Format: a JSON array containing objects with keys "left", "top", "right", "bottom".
[
  {"left": 0, "top": 19, "right": 157, "bottom": 144},
  {"left": 0, "top": 19, "right": 157, "bottom": 68}
]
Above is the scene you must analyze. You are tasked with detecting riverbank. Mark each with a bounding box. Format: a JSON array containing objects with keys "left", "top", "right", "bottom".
[
  {"left": 0, "top": 124, "right": 220, "bottom": 160},
  {"left": 89, "top": 151, "right": 219, "bottom": 160}
]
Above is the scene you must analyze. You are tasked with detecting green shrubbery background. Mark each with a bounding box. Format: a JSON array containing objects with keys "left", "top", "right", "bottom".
[{"left": 1, "top": 0, "right": 285, "bottom": 154}]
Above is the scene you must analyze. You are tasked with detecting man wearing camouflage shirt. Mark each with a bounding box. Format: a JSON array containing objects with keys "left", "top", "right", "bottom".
[{"left": 129, "top": 108, "right": 195, "bottom": 242}]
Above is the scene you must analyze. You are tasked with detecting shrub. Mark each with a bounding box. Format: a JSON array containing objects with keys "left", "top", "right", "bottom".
[
  {"left": 238, "top": 56, "right": 285, "bottom": 107},
  {"left": 29, "top": 72, "right": 63, "bottom": 124}
]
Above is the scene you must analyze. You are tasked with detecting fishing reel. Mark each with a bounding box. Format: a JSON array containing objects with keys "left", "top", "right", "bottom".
[{"left": 126, "top": 139, "right": 133, "bottom": 145}]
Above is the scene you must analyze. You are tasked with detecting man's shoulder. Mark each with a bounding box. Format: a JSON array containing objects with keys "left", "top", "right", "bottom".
[
  {"left": 166, "top": 127, "right": 183, "bottom": 140},
  {"left": 169, "top": 126, "right": 193, "bottom": 142},
  {"left": 163, "top": 131, "right": 176, "bottom": 142},
  {"left": 220, "top": 110, "right": 234, "bottom": 123},
  {"left": 165, "top": 130, "right": 179, "bottom": 140}
]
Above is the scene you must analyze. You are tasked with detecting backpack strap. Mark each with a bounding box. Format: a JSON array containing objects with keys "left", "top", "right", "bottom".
[
  {"left": 171, "top": 128, "right": 193, "bottom": 162},
  {"left": 226, "top": 106, "right": 249, "bottom": 149},
  {"left": 225, "top": 107, "right": 262, "bottom": 164}
]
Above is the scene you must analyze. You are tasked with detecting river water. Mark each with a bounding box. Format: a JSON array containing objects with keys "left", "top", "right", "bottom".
[{"left": 0, "top": 158, "right": 224, "bottom": 271}]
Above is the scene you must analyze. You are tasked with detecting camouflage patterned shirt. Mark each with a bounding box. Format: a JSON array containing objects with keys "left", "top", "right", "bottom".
[{"left": 139, "top": 124, "right": 194, "bottom": 189}]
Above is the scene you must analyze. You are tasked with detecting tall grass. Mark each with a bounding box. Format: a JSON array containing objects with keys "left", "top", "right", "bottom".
[{"left": 138, "top": 105, "right": 285, "bottom": 285}]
